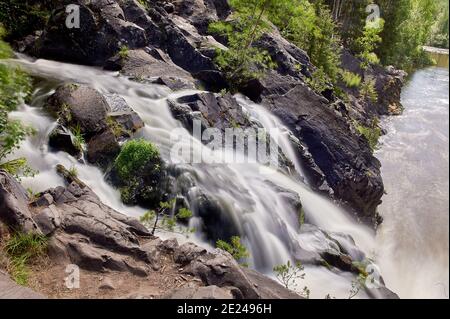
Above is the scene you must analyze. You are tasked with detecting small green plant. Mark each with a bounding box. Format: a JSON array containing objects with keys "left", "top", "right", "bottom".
[
  {"left": 70, "top": 123, "right": 85, "bottom": 152},
  {"left": 355, "top": 119, "right": 382, "bottom": 151},
  {"left": 349, "top": 274, "right": 366, "bottom": 299},
  {"left": 107, "top": 116, "right": 129, "bottom": 138},
  {"left": 340, "top": 70, "right": 361, "bottom": 88},
  {"left": 360, "top": 77, "right": 378, "bottom": 103},
  {"left": 216, "top": 236, "right": 250, "bottom": 267},
  {"left": 118, "top": 45, "right": 129, "bottom": 59},
  {"left": 306, "top": 68, "right": 330, "bottom": 94},
  {"left": 298, "top": 207, "right": 306, "bottom": 228},
  {"left": 273, "top": 260, "right": 309, "bottom": 297},
  {"left": 140, "top": 200, "right": 194, "bottom": 235},
  {"left": 68, "top": 166, "right": 78, "bottom": 178},
  {"left": 4, "top": 232, "right": 48, "bottom": 285}
]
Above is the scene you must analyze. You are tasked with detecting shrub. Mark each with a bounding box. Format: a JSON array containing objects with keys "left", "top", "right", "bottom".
[
  {"left": 118, "top": 45, "right": 129, "bottom": 59},
  {"left": 340, "top": 70, "right": 361, "bottom": 88},
  {"left": 140, "top": 200, "right": 194, "bottom": 235},
  {"left": 0, "top": 0, "right": 52, "bottom": 40},
  {"left": 360, "top": 77, "right": 378, "bottom": 103},
  {"left": 273, "top": 260, "right": 310, "bottom": 297},
  {"left": 216, "top": 236, "right": 250, "bottom": 266},
  {"left": 306, "top": 68, "right": 330, "bottom": 94},
  {"left": 0, "top": 30, "right": 34, "bottom": 177},
  {"left": 115, "top": 139, "right": 160, "bottom": 180},
  {"left": 355, "top": 119, "right": 382, "bottom": 151},
  {"left": 209, "top": 9, "right": 275, "bottom": 91},
  {"left": 114, "top": 139, "right": 164, "bottom": 207}
]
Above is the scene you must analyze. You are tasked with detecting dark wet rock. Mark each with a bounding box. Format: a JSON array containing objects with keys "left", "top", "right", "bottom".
[
  {"left": 32, "top": 0, "right": 147, "bottom": 66},
  {"left": 168, "top": 92, "right": 252, "bottom": 133},
  {"left": 46, "top": 84, "right": 109, "bottom": 137},
  {"left": 87, "top": 129, "right": 121, "bottom": 167},
  {"left": 32, "top": 193, "right": 54, "bottom": 208},
  {"left": 194, "top": 70, "right": 229, "bottom": 92},
  {"left": 0, "top": 171, "right": 40, "bottom": 234},
  {"left": 255, "top": 32, "right": 313, "bottom": 80},
  {"left": 298, "top": 224, "right": 366, "bottom": 273},
  {"left": 48, "top": 125, "right": 83, "bottom": 158},
  {"left": 106, "top": 49, "right": 196, "bottom": 90},
  {"left": 104, "top": 94, "right": 145, "bottom": 134}
]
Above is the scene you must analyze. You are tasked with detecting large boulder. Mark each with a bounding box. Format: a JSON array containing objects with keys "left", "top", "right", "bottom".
[
  {"left": 31, "top": 0, "right": 147, "bottom": 66},
  {"left": 46, "top": 83, "right": 144, "bottom": 167},
  {"left": 46, "top": 84, "right": 110, "bottom": 137}
]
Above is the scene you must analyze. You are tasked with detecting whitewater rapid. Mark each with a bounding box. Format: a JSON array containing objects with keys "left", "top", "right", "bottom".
[{"left": 7, "top": 56, "right": 378, "bottom": 298}]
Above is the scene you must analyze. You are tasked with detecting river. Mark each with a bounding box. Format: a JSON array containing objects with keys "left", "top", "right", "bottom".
[{"left": 376, "top": 67, "right": 449, "bottom": 299}]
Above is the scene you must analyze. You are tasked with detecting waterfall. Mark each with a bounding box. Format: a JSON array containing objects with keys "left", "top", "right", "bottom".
[{"left": 9, "top": 56, "right": 377, "bottom": 298}]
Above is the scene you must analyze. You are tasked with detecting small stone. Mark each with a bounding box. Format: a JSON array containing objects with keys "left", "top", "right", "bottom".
[
  {"left": 99, "top": 278, "right": 116, "bottom": 291},
  {"left": 33, "top": 193, "right": 54, "bottom": 207}
]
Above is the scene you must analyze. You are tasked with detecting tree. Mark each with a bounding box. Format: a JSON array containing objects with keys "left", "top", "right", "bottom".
[
  {"left": 377, "top": 0, "right": 438, "bottom": 71},
  {"left": 0, "top": 27, "right": 34, "bottom": 176},
  {"left": 140, "top": 199, "right": 194, "bottom": 236},
  {"left": 209, "top": 0, "right": 279, "bottom": 90},
  {"left": 273, "top": 260, "right": 310, "bottom": 298},
  {"left": 216, "top": 236, "right": 250, "bottom": 266}
]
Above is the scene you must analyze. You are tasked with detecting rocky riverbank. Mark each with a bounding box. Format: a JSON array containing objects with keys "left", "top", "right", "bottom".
[{"left": 0, "top": 169, "right": 301, "bottom": 299}]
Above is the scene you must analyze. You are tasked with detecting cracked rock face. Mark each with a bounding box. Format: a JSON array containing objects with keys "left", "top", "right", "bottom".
[{"left": 0, "top": 170, "right": 303, "bottom": 299}]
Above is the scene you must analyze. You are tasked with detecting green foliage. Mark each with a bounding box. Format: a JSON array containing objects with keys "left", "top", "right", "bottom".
[
  {"left": 209, "top": 1, "right": 278, "bottom": 90},
  {"left": 354, "top": 19, "right": 384, "bottom": 69},
  {"left": 355, "top": 119, "right": 382, "bottom": 151},
  {"left": 0, "top": 0, "right": 52, "bottom": 40},
  {"left": 428, "top": 0, "right": 449, "bottom": 48},
  {"left": 70, "top": 123, "right": 85, "bottom": 152},
  {"left": 306, "top": 68, "right": 330, "bottom": 93},
  {"left": 349, "top": 274, "right": 366, "bottom": 299},
  {"left": 340, "top": 70, "right": 361, "bottom": 88},
  {"left": 298, "top": 207, "right": 306, "bottom": 228},
  {"left": 273, "top": 260, "right": 309, "bottom": 297},
  {"left": 140, "top": 200, "right": 194, "bottom": 235},
  {"left": 377, "top": 0, "right": 438, "bottom": 72},
  {"left": 4, "top": 232, "right": 48, "bottom": 285},
  {"left": 268, "top": 0, "right": 342, "bottom": 83},
  {"left": 0, "top": 31, "right": 34, "bottom": 177},
  {"left": 68, "top": 166, "right": 78, "bottom": 178},
  {"left": 115, "top": 139, "right": 160, "bottom": 180},
  {"left": 216, "top": 236, "right": 250, "bottom": 266},
  {"left": 360, "top": 77, "right": 378, "bottom": 103},
  {"left": 118, "top": 45, "right": 129, "bottom": 59}
]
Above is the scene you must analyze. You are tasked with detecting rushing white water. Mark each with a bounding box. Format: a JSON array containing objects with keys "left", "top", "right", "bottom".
[
  {"left": 7, "top": 56, "right": 377, "bottom": 298},
  {"left": 376, "top": 67, "right": 449, "bottom": 299}
]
